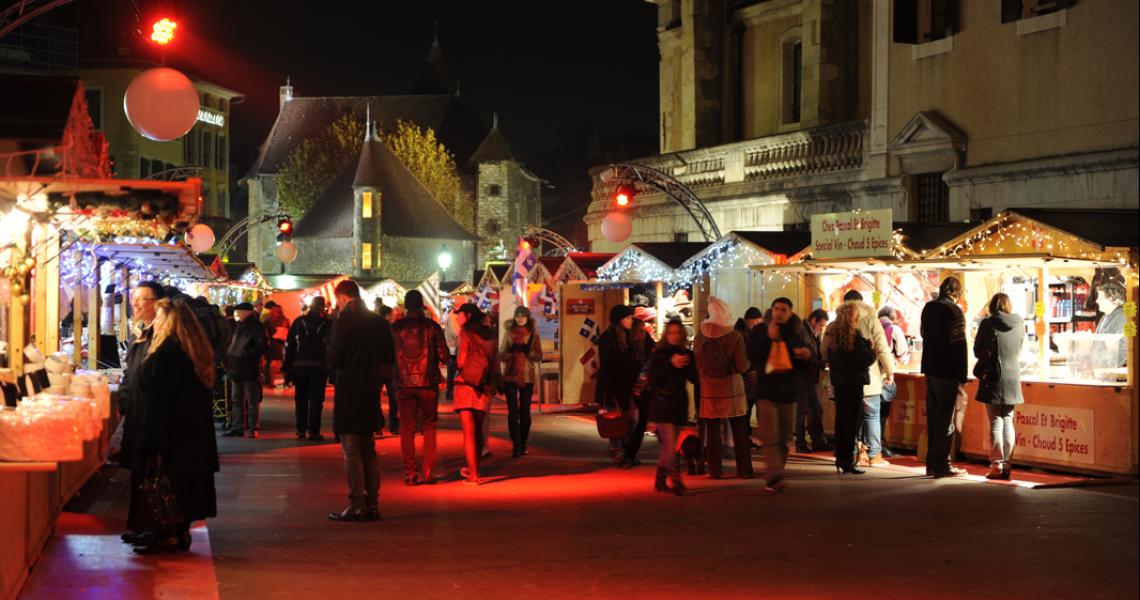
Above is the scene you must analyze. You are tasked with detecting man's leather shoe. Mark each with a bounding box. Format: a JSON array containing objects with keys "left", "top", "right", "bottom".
[
  {"left": 328, "top": 507, "right": 367, "bottom": 522},
  {"left": 366, "top": 509, "right": 381, "bottom": 521}
]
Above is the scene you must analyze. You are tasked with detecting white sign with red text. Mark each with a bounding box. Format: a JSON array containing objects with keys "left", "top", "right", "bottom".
[
  {"left": 1014, "top": 405, "right": 1095, "bottom": 464},
  {"left": 810, "top": 208, "right": 893, "bottom": 259}
]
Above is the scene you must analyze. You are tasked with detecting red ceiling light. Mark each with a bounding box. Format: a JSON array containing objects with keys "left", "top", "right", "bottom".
[
  {"left": 150, "top": 17, "right": 177, "bottom": 45},
  {"left": 613, "top": 184, "right": 635, "bottom": 208}
]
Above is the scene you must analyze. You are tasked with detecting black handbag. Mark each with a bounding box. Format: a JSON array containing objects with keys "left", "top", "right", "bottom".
[{"left": 139, "top": 456, "right": 182, "bottom": 532}]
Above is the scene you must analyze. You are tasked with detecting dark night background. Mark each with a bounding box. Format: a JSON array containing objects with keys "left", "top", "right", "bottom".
[{"left": 46, "top": 0, "right": 663, "bottom": 240}]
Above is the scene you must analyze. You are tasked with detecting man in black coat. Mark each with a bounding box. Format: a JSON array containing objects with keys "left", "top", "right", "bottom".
[
  {"left": 283, "top": 296, "right": 333, "bottom": 441},
  {"left": 120, "top": 280, "right": 165, "bottom": 541},
  {"left": 224, "top": 303, "right": 268, "bottom": 438},
  {"left": 796, "top": 309, "right": 832, "bottom": 453},
  {"left": 920, "top": 276, "right": 969, "bottom": 478},
  {"left": 328, "top": 279, "right": 394, "bottom": 522},
  {"left": 747, "top": 298, "right": 814, "bottom": 491}
]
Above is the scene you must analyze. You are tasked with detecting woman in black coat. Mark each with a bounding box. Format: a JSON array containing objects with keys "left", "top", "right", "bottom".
[
  {"left": 973, "top": 293, "right": 1024, "bottom": 480},
  {"left": 596, "top": 304, "right": 654, "bottom": 466},
  {"left": 136, "top": 299, "right": 220, "bottom": 554},
  {"left": 822, "top": 303, "right": 877, "bottom": 475},
  {"left": 645, "top": 320, "right": 697, "bottom": 495}
]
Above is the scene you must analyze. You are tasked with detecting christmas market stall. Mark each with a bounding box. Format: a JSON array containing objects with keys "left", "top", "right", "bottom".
[
  {"left": 753, "top": 208, "right": 1138, "bottom": 476},
  {"left": 199, "top": 262, "right": 272, "bottom": 308},
  {"left": 596, "top": 242, "right": 710, "bottom": 337}
]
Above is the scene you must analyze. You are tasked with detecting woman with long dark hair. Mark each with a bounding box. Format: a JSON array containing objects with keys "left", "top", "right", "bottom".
[
  {"left": 500, "top": 306, "right": 543, "bottom": 457},
  {"left": 596, "top": 304, "right": 653, "bottom": 467},
  {"left": 822, "top": 303, "right": 877, "bottom": 475},
  {"left": 134, "top": 299, "right": 220, "bottom": 554},
  {"left": 453, "top": 303, "right": 501, "bottom": 485},
  {"left": 645, "top": 320, "right": 698, "bottom": 494},
  {"left": 973, "top": 293, "right": 1024, "bottom": 480}
]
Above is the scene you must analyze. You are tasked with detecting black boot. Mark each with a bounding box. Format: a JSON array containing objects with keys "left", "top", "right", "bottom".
[
  {"left": 670, "top": 470, "right": 687, "bottom": 496},
  {"left": 654, "top": 467, "right": 673, "bottom": 493}
]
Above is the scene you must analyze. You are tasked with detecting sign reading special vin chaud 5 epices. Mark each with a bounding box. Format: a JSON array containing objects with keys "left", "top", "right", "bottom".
[{"left": 810, "top": 209, "right": 894, "bottom": 259}]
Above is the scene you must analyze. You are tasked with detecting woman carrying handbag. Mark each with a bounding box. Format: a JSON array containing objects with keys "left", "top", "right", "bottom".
[{"left": 822, "top": 303, "right": 878, "bottom": 475}]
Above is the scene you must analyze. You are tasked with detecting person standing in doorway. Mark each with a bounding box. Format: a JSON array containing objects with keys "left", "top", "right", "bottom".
[
  {"left": 501, "top": 305, "right": 543, "bottom": 457},
  {"left": 392, "top": 290, "right": 449, "bottom": 485},
  {"left": 223, "top": 303, "right": 267, "bottom": 438},
  {"left": 327, "top": 280, "right": 393, "bottom": 521},
  {"left": 921, "top": 277, "right": 969, "bottom": 478},
  {"left": 283, "top": 296, "right": 332, "bottom": 441}
]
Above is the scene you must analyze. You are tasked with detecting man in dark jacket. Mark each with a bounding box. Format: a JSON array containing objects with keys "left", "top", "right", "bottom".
[
  {"left": 284, "top": 296, "right": 333, "bottom": 441},
  {"left": 328, "top": 280, "right": 394, "bottom": 522},
  {"left": 120, "top": 280, "right": 165, "bottom": 541},
  {"left": 920, "top": 276, "right": 969, "bottom": 478},
  {"left": 747, "top": 298, "right": 813, "bottom": 491},
  {"left": 224, "top": 303, "right": 268, "bottom": 438},
  {"left": 391, "top": 289, "right": 448, "bottom": 485},
  {"left": 796, "top": 309, "right": 831, "bottom": 453}
]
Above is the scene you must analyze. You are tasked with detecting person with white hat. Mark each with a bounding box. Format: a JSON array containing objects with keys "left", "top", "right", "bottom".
[{"left": 693, "top": 296, "right": 752, "bottom": 479}]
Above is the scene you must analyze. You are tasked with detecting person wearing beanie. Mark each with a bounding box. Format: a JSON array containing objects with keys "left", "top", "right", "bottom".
[
  {"left": 694, "top": 296, "right": 752, "bottom": 479},
  {"left": 224, "top": 301, "right": 268, "bottom": 438},
  {"left": 597, "top": 303, "right": 654, "bottom": 467},
  {"left": 500, "top": 305, "right": 543, "bottom": 457},
  {"left": 391, "top": 288, "right": 449, "bottom": 485}
]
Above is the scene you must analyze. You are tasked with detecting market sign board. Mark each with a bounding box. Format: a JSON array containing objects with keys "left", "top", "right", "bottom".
[
  {"left": 811, "top": 208, "right": 893, "bottom": 259},
  {"left": 1014, "top": 405, "right": 1095, "bottom": 465},
  {"left": 566, "top": 298, "right": 595, "bottom": 315}
]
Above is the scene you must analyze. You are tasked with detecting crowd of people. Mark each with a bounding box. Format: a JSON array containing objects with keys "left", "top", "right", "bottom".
[{"left": 114, "top": 274, "right": 1026, "bottom": 548}]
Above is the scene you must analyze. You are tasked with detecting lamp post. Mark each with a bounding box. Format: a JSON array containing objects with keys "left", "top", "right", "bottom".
[{"left": 437, "top": 245, "right": 453, "bottom": 278}]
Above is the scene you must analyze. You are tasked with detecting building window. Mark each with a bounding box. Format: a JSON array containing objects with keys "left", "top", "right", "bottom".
[
  {"left": 1001, "top": 0, "right": 1074, "bottom": 23},
  {"left": 894, "top": 0, "right": 959, "bottom": 43},
  {"left": 781, "top": 38, "right": 802, "bottom": 125},
  {"left": 970, "top": 207, "right": 993, "bottom": 222},
  {"left": 361, "top": 191, "right": 373, "bottom": 218},
  {"left": 139, "top": 158, "right": 150, "bottom": 178},
  {"left": 84, "top": 89, "right": 102, "bottom": 130},
  {"left": 488, "top": 184, "right": 502, "bottom": 197},
  {"left": 915, "top": 172, "right": 950, "bottom": 223},
  {"left": 361, "top": 243, "right": 372, "bottom": 270},
  {"left": 673, "top": 232, "right": 689, "bottom": 242}
]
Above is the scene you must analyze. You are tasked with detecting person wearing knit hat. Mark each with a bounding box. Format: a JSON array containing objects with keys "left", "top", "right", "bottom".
[
  {"left": 597, "top": 303, "right": 655, "bottom": 467},
  {"left": 693, "top": 295, "right": 753, "bottom": 479},
  {"left": 391, "top": 287, "right": 449, "bottom": 485},
  {"left": 501, "top": 304, "right": 543, "bottom": 457}
]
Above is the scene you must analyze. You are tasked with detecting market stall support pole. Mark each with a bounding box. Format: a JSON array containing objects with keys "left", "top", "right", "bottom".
[
  {"left": 8, "top": 295, "right": 26, "bottom": 372},
  {"left": 655, "top": 281, "right": 665, "bottom": 337},
  {"left": 1037, "top": 264, "right": 1050, "bottom": 379},
  {"left": 33, "top": 227, "right": 60, "bottom": 357},
  {"left": 70, "top": 250, "right": 82, "bottom": 368},
  {"left": 118, "top": 267, "right": 130, "bottom": 341},
  {"left": 87, "top": 259, "right": 102, "bottom": 370}
]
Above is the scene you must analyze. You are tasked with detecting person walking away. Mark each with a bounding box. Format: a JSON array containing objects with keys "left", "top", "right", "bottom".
[
  {"left": 645, "top": 320, "right": 698, "bottom": 495},
  {"left": 693, "top": 296, "right": 752, "bottom": 479},
  {"left": 453, "top": 304, "right": 501, "bottom": 485},
  {"left": 747, "top": 298, "right": 812, "bottom": 491},
  {"left": 876, "top": 306, "right": 910, "bottom": 458},
  {"left": 224, "top": 303, "right": 267, "bottom": 438},
  {"left": 392, "top": 290, "right": 449, "bottom": 485},
  {"left": 738, "top": 307, "right": 764, "bottom": 448},
  {"left": 377, "top": 305, "right": 399, "bottom": 436},
  {"left": 796, "top": 309, "right": 832, "bottom": 453},
  {"left": 822, "top": 303, "right": 878, "bottom": 474},
  {"left": 974, "top": 293, "right": 1024, "bottom": 480},
  {"left": 283, "top": 296, "right": 332, "bottom": 441},
  {"left": 921, "top": 277, "right": 969, "bottom": 478},
  {"left": 840, "top": 290, "right": 894, "bottom": 468},
  {"left": 133, "top": 299, "right": 220, "bottom": 554},
  {"left": 261, "top": 301, "right": 290, "bottom": 388},
  {"left": 327, "top": 280, "right": 393, "bottom": 521},
  {"left": 119, "top": 281, "right": 165, "bottom": 546},
  {"left": 596, "top": 305, "right": 649, "bottom": 467},
  {"left": 501, "top": 306, "right": 543, "bottom": 457}
]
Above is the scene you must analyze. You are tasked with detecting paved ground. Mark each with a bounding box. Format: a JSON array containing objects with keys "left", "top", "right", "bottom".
[{"left": 21, "top": 388, "right": 1140, "bottom": 599}]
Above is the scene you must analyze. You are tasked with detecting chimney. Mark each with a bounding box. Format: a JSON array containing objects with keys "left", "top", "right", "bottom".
[{"left": 280, "top": 76, "right": 293, "bottom": 110}]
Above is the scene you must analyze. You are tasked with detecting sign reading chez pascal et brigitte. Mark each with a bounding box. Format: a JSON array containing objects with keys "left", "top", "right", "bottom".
[{"left": 810, "top": 208, "right": 894, "bottom": 259}]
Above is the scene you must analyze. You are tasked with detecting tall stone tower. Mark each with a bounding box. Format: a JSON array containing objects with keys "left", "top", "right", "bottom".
[
  {"left": 471, "top": 114, "right": 542, "bottom": 266},
  {"left": 352, "top": 109, "right": 383, "bottom": 278}
]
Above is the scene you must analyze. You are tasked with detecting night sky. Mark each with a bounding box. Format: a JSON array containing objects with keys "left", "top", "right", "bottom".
[{"left": 58, "top": 0, "right": 661, "bottom": 172}]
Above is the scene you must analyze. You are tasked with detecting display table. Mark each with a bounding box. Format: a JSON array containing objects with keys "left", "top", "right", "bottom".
[{"left": 0, "top": 413, "right": 115, "bottom": 600}]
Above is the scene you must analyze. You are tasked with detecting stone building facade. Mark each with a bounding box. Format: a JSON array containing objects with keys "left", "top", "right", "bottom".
[
  {"left": 586, "top": 0, "right": 1138, "bottom": 250},
  {"left": 471, "top": 118, "right": 542, "bottom": 265}
]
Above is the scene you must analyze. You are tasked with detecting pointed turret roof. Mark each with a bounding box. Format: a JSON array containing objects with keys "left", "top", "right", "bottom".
[
  {"left": 469, "top": 113, "right": 517, "bottom": 164},
  {"left": 413, "top": 22, "right": 456, "bottom": 95}
]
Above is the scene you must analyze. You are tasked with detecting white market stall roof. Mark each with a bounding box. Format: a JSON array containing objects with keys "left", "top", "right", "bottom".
[
  {"left": 92, "top": 243, "right": 221, "bottom": 281},
  {"left": 676, "top": 230, "right": 811, "bottom": 282},
  {"left": 597, "top": 242, "right": 710, "bottom": 283}
]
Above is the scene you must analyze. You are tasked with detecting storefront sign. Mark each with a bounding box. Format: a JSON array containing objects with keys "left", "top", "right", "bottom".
[
  {"left": 196, "top": 109, "right": 225, "bottom": 127},
  {"left": 1014, "top": 405, "right": 1095, "bottom": 465},
  {"left": 810, "top": 209, "right": 893, "bottom": 259},
  {"left": 566, "top": 298, "right": 595, "bottom": 315}
]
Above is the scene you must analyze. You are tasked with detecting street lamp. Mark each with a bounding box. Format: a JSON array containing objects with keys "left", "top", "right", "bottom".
[{"left": 437, "top": 246, "right": 453, "bottom": 276}]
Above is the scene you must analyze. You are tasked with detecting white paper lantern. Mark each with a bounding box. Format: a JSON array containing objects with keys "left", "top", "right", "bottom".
[
  {"left": 185, "top": 223, "right": 215, "bottom": 253},
  {"left": 275, "top": 241, "right": 298, "bottom": 264},
  {"left": 123, "top": 67, "right": 200, "bottom": 142},
  {"left": 601, "top": 211, "right": 632, "bottom": 244}
]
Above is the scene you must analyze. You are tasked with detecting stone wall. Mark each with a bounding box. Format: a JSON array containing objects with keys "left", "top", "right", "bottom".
[
  {"left": 288, "top": 236, "right": 354, "bottom": 275},
  {"left": 475, "top": 161, "right": 542, "bottom": 265},
  {"left": 378, "top": 235, "right": 474, "bottom": 284}
]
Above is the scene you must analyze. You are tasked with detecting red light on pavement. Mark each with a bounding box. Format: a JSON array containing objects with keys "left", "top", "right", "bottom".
[{"left": 150, "top": 17, "right": 177, "bottom": 45}]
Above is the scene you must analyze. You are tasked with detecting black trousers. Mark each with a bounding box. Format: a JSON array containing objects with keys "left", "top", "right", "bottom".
[
  {"left": 623, "top": 397, "right": 651, "bottom": 460},
  {"left": 833, "top": 385, "right": 864, "bottom": 467},
  {"left": 925, "top": 376, "right": 960, "bottom": 472},
  {"left": 505, "top": 383, "right": 533, "bottom": 449},
  {"left": 702, "top": 415, "right": 752, "bottom": 477},
  {"left": 292, "top": 367, "right": 327, "bottom": 435}
]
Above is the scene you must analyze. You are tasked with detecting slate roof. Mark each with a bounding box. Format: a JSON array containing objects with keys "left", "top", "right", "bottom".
[
  {"left": 0, "top": 74, "right": 77, "bottom": 142},
  {"left": 469, "top": 124, "right": 515, "bottom": 164},
  {"left": 251, "top": 95, "right": 486, "bottom": 176},
  {"left": 294, "top": 161, "right": 356, "bottom": 238}
]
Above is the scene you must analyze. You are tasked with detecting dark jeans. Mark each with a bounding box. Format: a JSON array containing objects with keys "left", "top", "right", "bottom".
[
  {"left": 504, "top": 382, "right": 533, "bottom": 449},
  {"left": 397, "top": 388, "right": 439, "bottom": 477},
  {"left": 228, "top": 378, "right": 262, "bottom": 433},
  {"left": 880, "top": 397, "right": 892, "bottom": 447},
  {"left": 292, "top": 367, "right": 327, "bottom": 435},
  {"left": 795, "top": 379, "right": 826, "bottom": 448},
  {"left": 833, "top": 385, "right": 864, "bottom": 466},
  {"left": 339, "top": 433, "right": 379, "bottom": 510},
  {"left": 446, "top": 353, "right": 457, "bottom": 401},
  {"left": 925, "top": 376, "right": 960, "bottom": 472},
  {"left": 701, "top": 415, "right": 752, "bottom": 477},
  {"left": 623, "top": 397, "right": 651, "bottom": 460},
  {"left": 655, "top": 422, "right": 680, "bottom": 474},
  {"left": 380, "top": 376, "right": 398, "bottom": 434}
]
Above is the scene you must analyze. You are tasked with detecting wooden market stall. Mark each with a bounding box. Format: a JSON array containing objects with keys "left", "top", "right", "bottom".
[
  {"left": 754, "top": 209, "right": 1139, "bottom": 476},
  {"left": 596, "top": 242, "right": 710, "bottom": 337}
]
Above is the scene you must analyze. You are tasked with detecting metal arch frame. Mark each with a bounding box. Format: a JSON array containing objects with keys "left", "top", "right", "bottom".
[
  {"left": 603, "top": 163, "right": 722, "bottom": 242},
  {"left": 522, "top": 226, "right": 577, "bottom": 256},
  {"left": 213, "top": 210, "right": 292, "bottom": 259},
  {"left": 0, "top": 0, "right": 77, "bottom": 39},
  {"left": 144, "top": 167, "right": 204, "bottom": 182}
]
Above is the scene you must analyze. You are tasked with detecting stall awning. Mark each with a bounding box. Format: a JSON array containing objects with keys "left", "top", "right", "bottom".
[
  {"left": 751, "top": 254, "right": 1125, "bottom": 274},
  {"left": 92, "top": 243, "right": 221, "bottom": 281}
]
